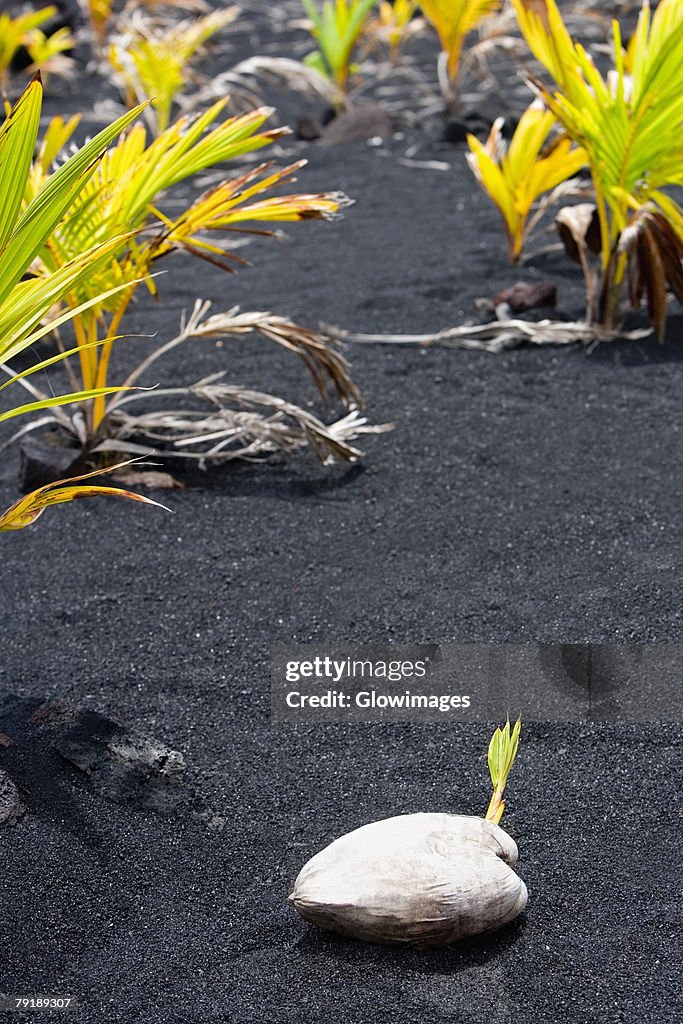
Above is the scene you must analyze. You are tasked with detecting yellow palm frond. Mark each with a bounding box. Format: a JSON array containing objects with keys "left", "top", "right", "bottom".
[
  {"left": 368, "top": 1, "right": 420, "bottom": 61},
  {"left": 28, "top": 102, "right": 350, "bottom": 433},
  {"left": 418, "top": 0, "right": 501, "bottom": 81},
  {"left": 467, "top": 102, "right": 586, "bottom": 261},
  {"left": 108, "top": 7, "right": 238, "bottom": 132},
  {"left": 0, "top": 462, "right": 167, "bottom": 531}
]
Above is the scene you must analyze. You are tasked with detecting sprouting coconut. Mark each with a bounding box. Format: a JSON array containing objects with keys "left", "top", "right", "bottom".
[{"left": 289, "top": 719, "right": 527, "bottom": 946}]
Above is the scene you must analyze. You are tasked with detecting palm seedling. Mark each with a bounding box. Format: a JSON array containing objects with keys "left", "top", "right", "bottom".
[
  {"left": 416, "top": 0, "right": 502, "bottom": 108},
  {"left": 0, "top": 5, "right": 74, "bottom": 95},
  {"left": 485, "top": 716, "right": 521, "bottom": 824},
  {"left": 20, "top": 23, "right": 75, "bottom": 86},
  {"left": 83, "top": 0, "right": 116, "bottom": 47},
  {"left": 301, "top": 0, "right": 378, "bottom": 101},
  {"left": 0, "top": 80, "right": 164, "bottom": 530},
  {"left": 466, "top": 100, "right": 587, "bottom": 262},
  {"left": 511, "top": 0, "right": 683, "bottom": 338},
  {"left": 13, "top": 100, "right": 372, "bottom": 467},
  {"left": 289, "top": 719, "right": 526, "bottom": 945},
  {"left": 365, "top": 0, "right": 422, "bottom": 64},
  {"left": 107, "top": 5, "right": 238, "bottom": 133}
]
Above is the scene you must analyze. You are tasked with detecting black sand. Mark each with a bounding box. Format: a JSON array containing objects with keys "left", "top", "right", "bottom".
[{"left": 1, "top": 3, "right": 681, "bottom": 1022}]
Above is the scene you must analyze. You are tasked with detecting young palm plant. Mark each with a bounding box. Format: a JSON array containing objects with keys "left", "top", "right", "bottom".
[
  {"left": 511, "top": 0, "right": 683, "bottom": 338},
  {"left": 0, "top": 79, "right": 163, "bottom": 530},
  {"left": 301, "top": 0, "right": 378, "bottom": 100},
  {"left": 17, "top": 100, "right": 368, "bottom": 466},
  {"left": 84, "top": 0, "right": 116, "bottom": 46},
  {"left": 367, "top": 1, "right": 421, "bottom": 64},
  {"left": 107, "top": 6, "right": 238, "bottom": 133},
  {"left": 416, "top": 0, "right": 502, "bottom": 107},
  {"left": 0, "top": 5, "right": 74, "bottom": 95},
  {"left": 466, "top": 100, "right": 587, "bottom": 262},
  {"left": 485, "top": 717, "right": 521, "bottom": 824}
]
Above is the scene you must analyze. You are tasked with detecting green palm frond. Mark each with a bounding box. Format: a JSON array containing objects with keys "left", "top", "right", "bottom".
[
  {"left": 28, "top": 99, "right": 349, "bottom": 434},
  {"left": 0, "top": 81, "right": 158, "bottom": 530},
  {"left": 485, "top": 717, "right": 521, "bottom": 824},
  {"left": 302, "top": 0, "right": 377, "bottom": 92},
  {"left": 417, "top": 0, "right": 501, "bottom": 81}
]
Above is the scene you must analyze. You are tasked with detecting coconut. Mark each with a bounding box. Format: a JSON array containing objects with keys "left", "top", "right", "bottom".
[
  {"left": 289, "top": 812, "right": 527, "bottom": 946},
  {"left": 289, "top": 719, "right": 527, "bottom": 946}
]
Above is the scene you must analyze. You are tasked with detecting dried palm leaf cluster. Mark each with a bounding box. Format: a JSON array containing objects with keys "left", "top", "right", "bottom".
[{"left": 7, "top": 301, "right": 384, "bottom": 468}]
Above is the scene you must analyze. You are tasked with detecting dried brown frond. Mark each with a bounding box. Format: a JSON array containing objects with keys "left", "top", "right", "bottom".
[
  {"left": 89, "top": 300, "right": 384, "bottom": 465},
  {"left": 619, "top": 206, "right": 683, "bottom": 341},
  {"left": 555, "top": 203, "right": 601, "bottom": 263},
  {"left": 325, "top": 317, "right": 651, "bottom": 353},
  {"left": 185, "top": 308, "right": 363, "bottom": 410},
  {"left": 116, "top": 301, "right": 362, "bottom": 412},
  {"left": 99, "top": 382, "right": 385, "bottom": 466}
]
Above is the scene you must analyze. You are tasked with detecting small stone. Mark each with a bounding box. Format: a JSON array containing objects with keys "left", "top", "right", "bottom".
[
  {"left": 0, "top": 769, "right": 25, "bottom": 826},
  {"left": 321, "top": 103, "right": 393, "bottom": 146},
  {"left": 494, "top": 281, "right": 557, "bottom": 312},
  {"left": 20, "top": 431, "right": 87, "bottom": 492},
  {"left": 442, "top": 108, "right": 518, "bottom": 145},
  {"left": 295, "top": 116, "right": 323, "bottom": 141}
]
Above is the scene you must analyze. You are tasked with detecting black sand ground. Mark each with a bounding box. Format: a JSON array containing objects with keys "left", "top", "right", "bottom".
[{"left": 1, "top": 3, "right": 682, "bottom": 1022}]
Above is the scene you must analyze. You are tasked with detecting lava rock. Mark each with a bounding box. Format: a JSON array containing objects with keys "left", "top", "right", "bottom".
[
  {"left": 0, "top": 695, "right": 221, "bottom": 826},
  {"left": 19, "top": 430, "right": 88, "bottom": 492},
  {"left": 296, "top": 115, "right": 323, "bottom": 141},
  {"left": 320, "top": 103, "right": 393, "bottom": 146},
  {"left": 494, "top": 281, "right": 558, "bottom": 312},
  {"left": 442, "top": 107, "right": 519, "bottom": 145},
  {"left": 0, "top": 769, "right": 25, "bottom": 826}
]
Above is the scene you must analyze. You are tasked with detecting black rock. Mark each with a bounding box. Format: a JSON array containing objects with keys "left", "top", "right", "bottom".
[
  {"left": 0, "top": 769, "right": 25, "bottom": 826},
  {"left": 19, "top": 430, "right": 88, "bottom": 492},
  {"left": 494, "top": 280, "right": 558, "bottom": 312},
  {"left": 320, "top": 102, "right": 393, "bottom": 146},
  {"left": 295, "top": 115, "right": 323, "bottom": 141}
]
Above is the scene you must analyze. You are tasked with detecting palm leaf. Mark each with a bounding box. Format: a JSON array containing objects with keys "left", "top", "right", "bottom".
[
  {"left": 0, "top": 80, "right": 146, "bottom": 305},
  {"left": 467, "top": 102, "right": 586, "bottom": 260},
  {"left": 620, "top": 204, "right": 683, "bottom": 340},
  {"left": 0, "top": 461, "right": 168, "bottom": 531},
  {"left": 302, "top": 0, "right": 376, "bottom": 89},
  {"left": 485, "top": 717, "right": 521, "bottom": 824},
  {"left": 418, "top": 0, "right": 501, "bottom": 80}
]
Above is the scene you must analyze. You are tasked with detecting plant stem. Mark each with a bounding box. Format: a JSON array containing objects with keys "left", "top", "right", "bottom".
[{"left": 485, "top": 785, "right": 506, "bottom": 825}]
